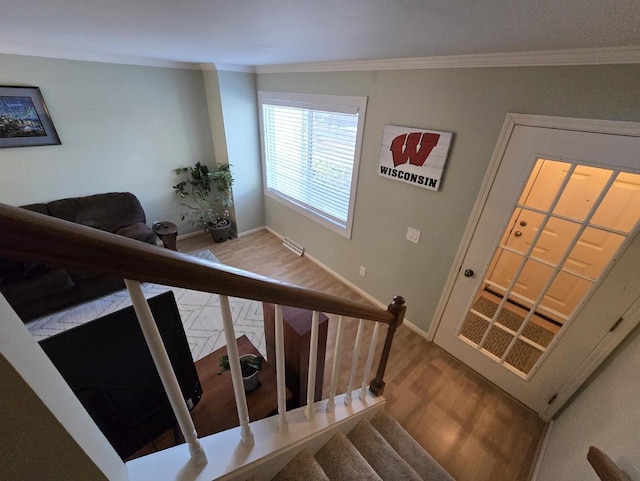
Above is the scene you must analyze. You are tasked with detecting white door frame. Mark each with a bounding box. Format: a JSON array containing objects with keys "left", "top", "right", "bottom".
[{"left": 427, "top": 113, "right": 640, "bottom": 420}]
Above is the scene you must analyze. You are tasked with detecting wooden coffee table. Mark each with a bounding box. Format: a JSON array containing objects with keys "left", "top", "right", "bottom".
[{"left": 128, "top": 335, "right": 287, "bottom": 459}]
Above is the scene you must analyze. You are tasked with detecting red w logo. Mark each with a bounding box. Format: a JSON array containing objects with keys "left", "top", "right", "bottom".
[{"left": 390, "top": 132, "right": 440, "bottom": 167}]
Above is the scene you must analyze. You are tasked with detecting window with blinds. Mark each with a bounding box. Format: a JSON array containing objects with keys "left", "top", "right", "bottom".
[{"left": 258, "top": 92, "right": 367, "bottom": 238}]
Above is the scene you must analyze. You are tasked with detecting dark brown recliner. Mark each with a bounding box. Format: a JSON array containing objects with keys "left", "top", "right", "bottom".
[{"left": 0, "top": 192, "right": 157, "bottom": 321}]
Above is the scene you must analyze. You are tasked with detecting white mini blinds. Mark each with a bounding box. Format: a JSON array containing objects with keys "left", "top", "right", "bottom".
[{"left": 258, "top": 92, "right": 367, "bottom": 238}]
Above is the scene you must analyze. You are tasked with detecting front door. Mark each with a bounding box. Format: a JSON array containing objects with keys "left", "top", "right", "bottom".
[{"left": 433, "top": 122, "right": 640, "bottom": 414}]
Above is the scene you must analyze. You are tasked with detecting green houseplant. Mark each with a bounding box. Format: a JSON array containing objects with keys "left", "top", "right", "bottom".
[
  {"left": 173, "top": 162, "right": 234, "bottom": 243},
  {"left": 218, "top": 354, "right": 263, "bottom": 393}
]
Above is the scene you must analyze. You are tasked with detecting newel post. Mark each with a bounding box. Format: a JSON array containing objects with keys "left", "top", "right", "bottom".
[{"left": 369, "top": 296, "right": 405, "bottom": 396}]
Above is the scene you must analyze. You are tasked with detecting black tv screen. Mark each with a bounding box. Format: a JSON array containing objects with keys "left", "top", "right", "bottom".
[{"left": 39, "top": 291, "right": 202, "bottom": 459}]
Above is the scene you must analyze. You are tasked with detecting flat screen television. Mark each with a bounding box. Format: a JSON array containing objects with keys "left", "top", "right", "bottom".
[{"left": 39, "top": 291, "right": 202, "bottom": 460}]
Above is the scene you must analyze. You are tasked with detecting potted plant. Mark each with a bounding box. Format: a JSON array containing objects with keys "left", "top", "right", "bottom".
[
  {"left": 173, "top": 162, "right": 234, "bottom": 243},
  {"left": 218, "top": 353, "right": 263, "bottom": 393}
]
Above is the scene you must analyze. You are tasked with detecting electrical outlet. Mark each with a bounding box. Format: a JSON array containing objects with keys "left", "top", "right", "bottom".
[
  {"left": 359, "top": 266, "right": 366, "bottom": 277},
  {"left": 406, "top": 227, "right": 421, "bottom": 244}
]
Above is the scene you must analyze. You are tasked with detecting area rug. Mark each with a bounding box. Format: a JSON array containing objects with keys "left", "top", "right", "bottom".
[
  {"left": 26, "top": 250, "right": 266, "bottom": 361},
  {"left": 459, "top": 296, "right": 555, "bottom": 375}
]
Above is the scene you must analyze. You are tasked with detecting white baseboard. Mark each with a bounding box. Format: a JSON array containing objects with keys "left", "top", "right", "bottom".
[
  {"left": 264, "top": 227, "right": 429, "bottom": 339},
  {"left": 175, "top": 229, "right": 205, "bottom": 241},
  {"left": 530, "top": 420, "right": 554, "bottom": 481},
  {"left": 175, "top": 226, "right": 266, "bottom": 242},
  {"left": 402, "top": 319, "right": 430, "bottom": 340},
  {"left": 238, "top": 225, "right": 267, "bottom": 238}
]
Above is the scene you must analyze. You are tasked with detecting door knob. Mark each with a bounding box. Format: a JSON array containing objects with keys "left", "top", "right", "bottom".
[
  {"left": 464, "top": 269, "right": 474, "bottom": 278},
  {"left": 519, "top": 220, "right": 527, "bottom": 226},
  {"left": 514, "top": 231, "right": 523, "bottom": 237}
]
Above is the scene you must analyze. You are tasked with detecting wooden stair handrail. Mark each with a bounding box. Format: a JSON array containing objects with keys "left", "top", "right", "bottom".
[
  {"left": 0, "top": 203, "right": 395, "bottom": 324},
  {"left": 587, "top": 446, "right": 632, "bottom": 481},
  {"left": 370, "top": 295, "right": 405, "bottom": 396}
]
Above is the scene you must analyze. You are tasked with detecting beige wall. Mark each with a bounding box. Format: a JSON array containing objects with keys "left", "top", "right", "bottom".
[
  {"left": 536, "top": 324, "right": 640, "bottom": 480},
  {"left": 0, "top": 54, "right": 215, "bottom": 235},
  {"left": 257, "top": 65, "right": 640, "bottom": 331},
  {"left": 0, "top": 354, "right": 109, "bottom": 481},
  {"left": 216, "top": 70, "right": 265, "bottom": 234}
]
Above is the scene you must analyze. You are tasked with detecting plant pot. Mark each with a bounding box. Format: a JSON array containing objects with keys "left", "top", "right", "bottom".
[
  {"left": 239, "top": 354, "right": 260, "bottom": 393},
  {"left": 208, "top": 223, "right": 230, "bottom": 243}
]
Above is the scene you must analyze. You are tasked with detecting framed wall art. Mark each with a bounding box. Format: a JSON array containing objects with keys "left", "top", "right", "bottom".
[
  {"left": 379, "top": 124, "right": 453, "bottom": 191},
  {"left": 0, "top": 86, "right": 61, "bottom": 148}
]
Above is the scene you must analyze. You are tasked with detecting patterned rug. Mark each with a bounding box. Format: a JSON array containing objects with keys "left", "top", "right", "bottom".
[{"left": 26, "top": 250, "right": 266, "bottom": 361}]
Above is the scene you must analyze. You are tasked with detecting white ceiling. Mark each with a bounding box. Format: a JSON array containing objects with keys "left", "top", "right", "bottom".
[{"left": 1, "top": 0, "right": 640, "bottom": 68}]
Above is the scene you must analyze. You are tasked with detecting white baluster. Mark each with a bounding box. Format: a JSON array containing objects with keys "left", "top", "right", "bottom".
[
  {"left": 305, "top": 310, "right": 320, "bottom": 421},
  {"left": 219, "top": 295, "right": 254, "bottom": 446},
  {"left": 360, "top": 322, "right": 380, "bottom": 400},
  {"left": 326, "top": 315, "right": 345, "bottom": 413},
  {"left": 345, "top": 319, "right": 365, "bottom": 406},
  {"left": 125, "top": 280, "right": 207, "bottom": 465},
  {"left": 274, "top": 304, "right": 287, "bottom": 431}
]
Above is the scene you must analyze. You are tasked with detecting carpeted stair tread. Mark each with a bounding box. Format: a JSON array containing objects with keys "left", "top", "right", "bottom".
[
  {"left": 348, "top": 418, "right": 423, "bottom": 481},
  {"left": 370, "top": 410, "right": 454, "bottom": 481},
  {"left": 315, "top": 431, "right": 383, "bottom": 481},
  {"left": 272, "top": 449, "right": 329, "bottom": 481}
]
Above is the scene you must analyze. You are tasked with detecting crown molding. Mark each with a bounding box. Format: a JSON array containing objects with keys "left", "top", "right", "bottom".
[
  {"left": 254, "top": 45, "right": 640, "bottom": 74},
  {"left": 200, "top": 63, "right": 256, "bottom": 73},
  {"left": 3, "top": 43, "right": 639, "bottom": 73},
  {"left": 0, "top": 43, "right": 202, "bottom": 70}
]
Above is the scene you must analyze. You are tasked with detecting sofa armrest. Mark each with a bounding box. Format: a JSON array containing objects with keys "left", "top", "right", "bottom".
[{"left": 116, "top": 222, "right": 158, "bottom": 245}]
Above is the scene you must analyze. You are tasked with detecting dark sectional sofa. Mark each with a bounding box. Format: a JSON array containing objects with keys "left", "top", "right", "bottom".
[{"left": 0, "top": 192, "right": 158, "bottom": 321}]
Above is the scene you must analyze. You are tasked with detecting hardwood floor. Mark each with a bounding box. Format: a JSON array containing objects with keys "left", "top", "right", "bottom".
[{"left": 178, "top": 229, "right": 547, "bottom": 481}]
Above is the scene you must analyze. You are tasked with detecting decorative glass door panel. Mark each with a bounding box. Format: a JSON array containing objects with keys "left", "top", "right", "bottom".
[
  {"left": 433, "top": 124, "right": 640, "bottom": 414},
  {"left": 458, "top": 158, "right": 640, "bottom": 378}
]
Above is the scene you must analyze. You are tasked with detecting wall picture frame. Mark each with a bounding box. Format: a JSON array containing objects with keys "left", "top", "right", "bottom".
[
  {"left": 379, "top": 124, "right": 453, "bottom": 191},
  {"left": 0, "top": 86, "right": 61, "bottom": 148}
]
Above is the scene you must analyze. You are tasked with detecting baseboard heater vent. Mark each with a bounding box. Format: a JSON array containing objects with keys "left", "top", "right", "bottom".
[{"left": 283, "top": 237, "right": 305, "bottom": 256}]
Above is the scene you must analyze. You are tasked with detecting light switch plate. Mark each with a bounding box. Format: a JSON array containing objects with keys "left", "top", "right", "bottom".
[{"left": 406, "top": 227, "right": 421, "bottom": 244}]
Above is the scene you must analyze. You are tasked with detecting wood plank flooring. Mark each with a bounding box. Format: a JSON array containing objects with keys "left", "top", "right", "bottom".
[{"left": 178, "top": 229, "right": 546, "bottom": 481}]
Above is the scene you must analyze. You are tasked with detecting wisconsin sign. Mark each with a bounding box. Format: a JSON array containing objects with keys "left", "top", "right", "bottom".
[{"left": 379, "top": 125, "right": 453, "bottom": 191}]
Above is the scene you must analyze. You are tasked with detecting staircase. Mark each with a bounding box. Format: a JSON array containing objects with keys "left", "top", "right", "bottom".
[
  {"left": 0, "top": 203, "right": 430, "bottom": 481},
  {"left": 272, "top": 410, "right": 454, "bottom": 481}
]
